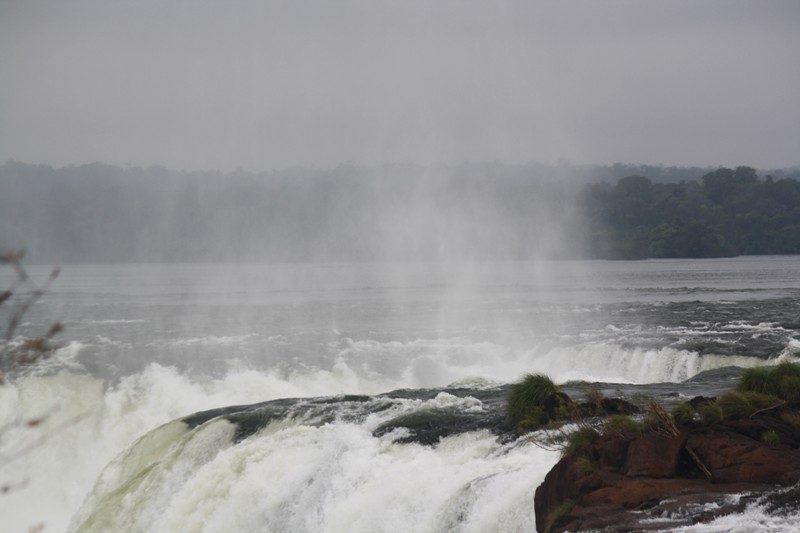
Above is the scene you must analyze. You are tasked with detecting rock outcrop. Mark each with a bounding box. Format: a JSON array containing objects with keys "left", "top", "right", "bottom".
[{"left": 534, "top": 407, "right": 800, "bottom": 532}]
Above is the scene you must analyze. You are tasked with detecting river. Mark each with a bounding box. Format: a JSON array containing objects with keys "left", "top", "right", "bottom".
[{"left": 2, "top": 256, "right": 799, "bottom": 531}]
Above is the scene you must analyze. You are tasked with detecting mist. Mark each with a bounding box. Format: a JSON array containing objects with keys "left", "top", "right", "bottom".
[
  {"left": 2, "top": 1, "right": 797, "bottom": 265},
  {"left": 1, "top": 1, "right": 799, "bottom": 171},
  {"left": 0, "top": 161, "right": 594, "bottom": 265}
]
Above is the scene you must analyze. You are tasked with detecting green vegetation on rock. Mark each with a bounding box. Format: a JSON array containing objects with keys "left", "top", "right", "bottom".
[
  {"left": 507, "top": 373, "right": 562, "bottom": 431},
  {"left": 670, "top": 402, "right": 696, "bottom": 426},
  {"left": 716, "top": 391, "right": 755, "bottom": 420},
  {"left": 738, "top": 362, "right": 800, "bottom": 404},
  {"left": 563, "top": 427, "right": 600, "bottom": 456},
  {"left": 740, "top": 391, "right": 783, "bottom": 409},
  {"left": 602, "top": 415, "right": 643, "bottom": 437},
  {"left": 545, "top": 500, "right": 575, "bottom": 533},
  {"left": 761, "top": 430, "right": 781, "bottom": 445},
  {"left": 697, "top": 402, "right": 723, "bottom": 425},
  {"left": 574, "top": 456, "right": 594, "bottom": 475}
]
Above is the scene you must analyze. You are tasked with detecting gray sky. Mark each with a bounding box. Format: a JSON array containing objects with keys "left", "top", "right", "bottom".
[{"left": 1, "top": 0, "right": 798, "bottom": 171}]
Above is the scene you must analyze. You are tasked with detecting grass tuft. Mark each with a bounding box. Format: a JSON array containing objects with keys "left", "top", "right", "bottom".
[
  {"left": 603, "top": 415, "right": 643, "bottom": 437},
  {"left": 574, "top": 456, "right": 594, "bottom": 475},
  {"left": 697, "top": 402, "right": 722, "bottom": 425},
  {"left": 738, "top": 362, "right": 800, "bottom": 404},
  {"left": 780, "top": 410, "right": 800, "bottom": 428},
  {"left": 507, "top": 373, "right": 560, "bottom": 430},
  {"left": 776, "top": 363, "right": 800, "bottom": 403},
  {"left": 761, "top": 429, "right": 781, "bottom": 445},
  {"left": 563, "top": 426, "right": 600, "bottom": 456},
  {"left": 716, "top": 391, "right": 754, "bottom": 420},
  {"left": 670, "top": 402, "right": 696, "bottom": 425},
  {"left": 740, "top": 391, "right": 783, "bottom": 409},
  {"left": 545, "top": 500, "right": 575, "bottom": 533},
  {"left": 738, "top": 367, "right": 773, "bottom": 395},
  {"left": 578, "top": 381, "right": 605, "bottom": 413}
]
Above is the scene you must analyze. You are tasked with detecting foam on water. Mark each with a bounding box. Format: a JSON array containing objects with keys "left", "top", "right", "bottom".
[
  {"left": 337, "top": 336, "right": 775, "bottom": 386},
  {"left": 1, "top": 357, "right": 443, "bottom": 531},
  {"left": 1, "top": 373, "right": 107, "bottom": 531},
  {"left": 152, "top": 333, "right": 260, "bottom": 348},
  {"left": 0, "top": 365, "right": 354, "bottom": 532},
  {"left": 49, "top": 328, "right": 783, "bottom": 390},
  {"left": 667, "top": 503, "right": 800, "bottom": 533},
  {"left": 0, "top": 339, "right": 796, "bottom": 531},
  {"left": 67, "top": 395, "right": 551, "bottom": 533}
]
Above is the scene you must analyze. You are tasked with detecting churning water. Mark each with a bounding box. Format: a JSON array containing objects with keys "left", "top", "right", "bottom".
[{"left": 2, "top": 257, "right": 800, "bottom": 532}]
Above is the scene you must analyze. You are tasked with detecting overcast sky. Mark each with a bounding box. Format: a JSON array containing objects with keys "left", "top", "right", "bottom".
[{"left": 1, "top": 0, "right": 798, "bottom": 171}]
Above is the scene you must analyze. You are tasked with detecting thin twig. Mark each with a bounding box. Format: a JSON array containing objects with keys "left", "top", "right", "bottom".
[
  {"left": 649, "top": 402, "right": 679, "bottom": 437},
  {"left": 750, "top": 400, "right": 787, "bottom": 418},
  {"left": 685, "top": 445, "right": 713, "bottom": 481}
]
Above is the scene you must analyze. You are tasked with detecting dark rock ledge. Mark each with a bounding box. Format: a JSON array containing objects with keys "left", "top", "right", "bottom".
[{"left": 534, "top": 407, "right": 800, "bottom": 532}]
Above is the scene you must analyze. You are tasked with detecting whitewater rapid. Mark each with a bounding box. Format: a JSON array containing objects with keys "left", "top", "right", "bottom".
[
  {"left": 1, "top": 363, "right": 551, "bottom": 533},
  {"left": 1, "top": 344, "right": 791, "bottom": 532}
]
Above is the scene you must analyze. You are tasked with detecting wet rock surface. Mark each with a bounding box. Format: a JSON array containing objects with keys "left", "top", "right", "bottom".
[
  {"left": 179, "top": 367, "right": 748, "bottom": 449},
  {"left": 534, "top": 407, "right": 800, "bottom": 533}
]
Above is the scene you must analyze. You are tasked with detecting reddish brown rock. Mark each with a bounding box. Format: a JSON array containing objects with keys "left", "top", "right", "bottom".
[
  {"left": 534, "top": 412, "right": 800, "bottom": 533},
  {"left": 688, "top": 428, "right": 800, "bottom": 484},
  {"left": 624, "top": 434, "right": 684, "bottom": 478}
]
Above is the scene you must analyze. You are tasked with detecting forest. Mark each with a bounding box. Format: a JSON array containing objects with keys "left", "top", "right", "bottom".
[
  {"left": 584, "top": 166, "right": 800, "bottom": 259},
  {"left": 1, "top": 161, "right": 799, "bottom": 263}
]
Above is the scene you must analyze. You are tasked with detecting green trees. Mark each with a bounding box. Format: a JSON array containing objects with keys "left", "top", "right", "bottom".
[
  {"left": 701, "top": 166, "right": 759, "bottom": 205},
  {"left": 585, "top": 167, "right": 800, "bottom": 258}
]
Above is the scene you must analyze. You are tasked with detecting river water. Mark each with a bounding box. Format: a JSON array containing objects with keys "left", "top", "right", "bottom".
[{"left": 1, "top": 257, "right": 799, "bottom": 532}]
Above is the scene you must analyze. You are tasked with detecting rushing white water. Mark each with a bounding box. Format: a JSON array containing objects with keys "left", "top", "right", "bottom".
[
  {"left": 1, "top": 366, "right": 557, "bottom": 533},
  {"left": 2, "top": 257, "right": 800, "bottom": 532},
  {"left": 1, "top": 349, "right": 792, "bottom": 532},
  {"left": 66, "top": 393, "right": 548, "bottom": 533}
]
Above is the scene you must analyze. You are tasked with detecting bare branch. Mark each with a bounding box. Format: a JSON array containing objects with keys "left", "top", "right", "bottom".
[{"left": 0, "top": 250, "right": 63, "bottom": 381}]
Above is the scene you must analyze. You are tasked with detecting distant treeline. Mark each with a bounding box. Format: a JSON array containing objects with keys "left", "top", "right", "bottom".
[
  {"left": 1, "top": 161, "right": 799, "bottom": 262},
  {"left": 584, "top": 166, "right": 800, "bottom": 259}
]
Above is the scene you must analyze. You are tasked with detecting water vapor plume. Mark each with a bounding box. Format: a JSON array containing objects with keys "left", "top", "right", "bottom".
[{"left": 0, "top": 161, "right": 589, "bottom": 265}]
